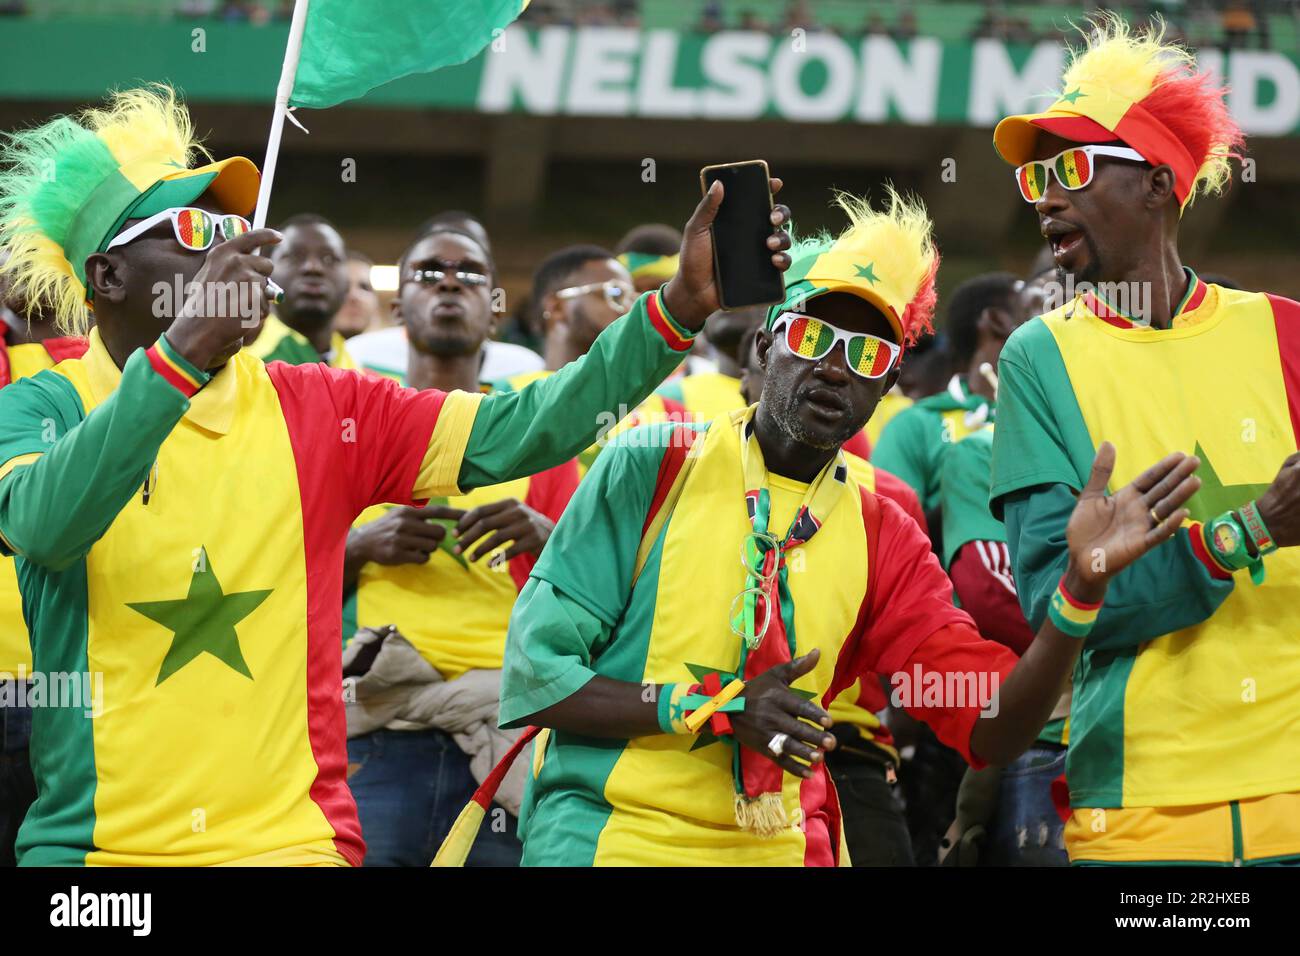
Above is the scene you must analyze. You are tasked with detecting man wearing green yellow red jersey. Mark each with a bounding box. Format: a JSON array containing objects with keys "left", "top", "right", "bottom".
[
  {"left": 739, "top": 318, "right": 922, "bottom": 865},
  {"left": 249, "top": 212, "right": 356, "bottom": 369},
  {"left": 498, "top": 244, "right": 691, "bottom": 476},
  {"left": 0, "top": 87, "right": 780, "bottom": 866},
  {"left": 497, "top": 188, "right": 1203, "bottom": 866},
  {"left": 991, "top": 16, "right": 1300, "bottom": 865},
  {"left": 0, "top": 257, "right": 88, "bottom": 865},
  {"left": 872, "top": 271, "right": 1020, "bottom": 520},
  {"left": 342, "top": 221, "right": 578, "bottom": 867}
]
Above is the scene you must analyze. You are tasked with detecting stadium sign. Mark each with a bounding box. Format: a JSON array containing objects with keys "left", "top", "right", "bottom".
[
  {"left": 477, "top": 27, "right": 1300, "bottom": 135},
  {"left": 2, "top": 22, "right": 1298, "bottom": 135}
]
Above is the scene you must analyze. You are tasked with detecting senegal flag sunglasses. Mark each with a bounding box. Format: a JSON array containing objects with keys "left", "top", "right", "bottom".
[
  {"left": 106, "top": 207, "right": 252, "bottom": 252},
  {"left": 771, "top": 313, "right": 901, "bottom": 379},
  {"left": 1014, "top": 145, "right": 1147, "bottom": 202}
]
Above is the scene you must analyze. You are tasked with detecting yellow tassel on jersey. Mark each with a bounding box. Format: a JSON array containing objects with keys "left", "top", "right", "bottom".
[{"left": 735, "top": 792, "right": 789, "bottom": 838}]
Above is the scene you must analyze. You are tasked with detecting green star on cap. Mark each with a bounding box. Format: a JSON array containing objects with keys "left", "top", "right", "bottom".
[
  {"left": 855, "top": 262, "right": 880, "bottom": 284},
  {"left": 127, "top": 547, "right": 271, "bottom": 685},
  {"left": 1060, "top": 88, "right": 1087, "bottom": 104}
]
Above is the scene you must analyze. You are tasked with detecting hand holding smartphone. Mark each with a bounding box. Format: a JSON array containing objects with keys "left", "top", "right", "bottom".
[
  {"left": 661, "top": 162, "right": 791, "bottom": 330},
  {"left": 699, "top": 160, "right": 787, "bottom": 309}
]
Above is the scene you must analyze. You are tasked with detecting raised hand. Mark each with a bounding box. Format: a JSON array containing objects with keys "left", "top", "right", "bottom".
[
  {"left": 166, "top": 227, "right": 281, "bottom": 369},
  {"left": 1064, "top": 441, "right": 1202, "bottom": 603},
  {"left": 730, "top": 648, "right": 836, "bottom": 779},
  {"left": 662, "top": 175, "right": 792, "bottom": 331}
]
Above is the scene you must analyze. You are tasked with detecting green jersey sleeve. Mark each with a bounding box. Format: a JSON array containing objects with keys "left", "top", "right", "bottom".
[
  {"left": 1003, "top": 484, "right": 1233, "bottom": 650},
  {"left": 499, "top": 423, "right": 679, "bottom": 727},
  {"left": 0, "top": 348, "right": 188, "bottom": 570},
  {"left": 988, "top": 321, "right": 1096, "bottom": 519},
  {"left": 458, "top": 291, "right": 695, "bottom": 491}
]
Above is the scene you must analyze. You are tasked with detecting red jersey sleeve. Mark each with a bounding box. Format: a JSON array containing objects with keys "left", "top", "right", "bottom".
[
  {"left": 825, "top": 488, "right": 1017, "bottom": 767},
  {"left": 948, "top": 540, "right": 1037, "bottom": 655},
  {"left": 266, "top": 363, "right": 446, "bottom": 518}
]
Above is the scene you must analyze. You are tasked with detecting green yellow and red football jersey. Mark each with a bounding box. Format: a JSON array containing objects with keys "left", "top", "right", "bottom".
[
  {"left": 501, "top": 413, "right": 1018, "bottom": 866},
  {"left": 991, "top": 271, "right": 1300, "bottom": 862},
  {"left": 0, "top": 290, "right": 694, "bottom": 866}
]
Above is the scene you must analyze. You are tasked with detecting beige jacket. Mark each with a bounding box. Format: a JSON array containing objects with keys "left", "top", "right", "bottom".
[{"left": 342, "top": 630, "right": 528, "bottom": 815}]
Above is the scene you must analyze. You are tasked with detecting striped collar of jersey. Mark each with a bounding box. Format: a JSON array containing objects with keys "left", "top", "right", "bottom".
[
  {"left": 82, "top": 329, "right": 238, "bottom": 434},
  {"left": 1073, "top": 267, "right": 1210, "bottom": 330}
]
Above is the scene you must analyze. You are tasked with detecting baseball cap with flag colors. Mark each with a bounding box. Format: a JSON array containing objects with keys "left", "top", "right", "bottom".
[
  {"left": 993, "top": 14, "right": 1244, "bottom": 210},
  {"left": 768, "top": 186, "right": 939, "bottom": 349},
  {"left": 0, "top": 85, "right": 260, "bottom": 335}
]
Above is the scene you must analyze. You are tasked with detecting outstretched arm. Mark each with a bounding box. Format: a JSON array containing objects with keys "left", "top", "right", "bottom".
[
  {"left": 455, "top": 177, "right": 794, "bottom": 492},
  {"left": 1002, "top": 484, "right": 1233, "bottom": 650},
  {"left": 969, "top": 442, "right": 1201, "bottom": 764}
]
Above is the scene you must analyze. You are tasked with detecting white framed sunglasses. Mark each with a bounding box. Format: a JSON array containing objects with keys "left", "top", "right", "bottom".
[
  {"left": 556, "top": 279, "right": 635, "bottom": 314},
  {"left": 771, "top": 312, "right": 902, "bottom": 379},
  {"left": 1014, "top": 144, "right": 1148, "bottom": 202},
  {"left": 106, "top": 206, "right": 251, "bottom": 252}
]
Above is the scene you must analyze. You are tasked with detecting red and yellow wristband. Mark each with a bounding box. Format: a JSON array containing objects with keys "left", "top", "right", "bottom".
[
  {"left": 646, "top": 286, "right": 695, "bottom": 353},
  {"left": 1047, "top": 575, "right": 1102, "bottom": 639},
  {"left": 145, "top": 334, "right": 210, "bottom": 398}
]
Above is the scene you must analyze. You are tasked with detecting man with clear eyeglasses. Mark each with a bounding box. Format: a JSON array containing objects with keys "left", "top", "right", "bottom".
[
  {"left": 250, "top": 212, "right": 357, "bottom": 369},
  {"left": 341, "top": 222, "right": 580, "bottom": 867},
  {"left": 495, "top": 244, "right": 682, "bottom": 476}
]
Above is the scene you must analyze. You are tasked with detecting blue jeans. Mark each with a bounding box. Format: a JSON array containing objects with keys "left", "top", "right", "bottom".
[
  {"left": 986, "top": 744, "right": 1068, "bottom": 867},
  {"left": 0, "top": 683, "right": 34, "bottom": 867},
  {"left": 347, "top": 727, "right": 521, "bottom": 867}
]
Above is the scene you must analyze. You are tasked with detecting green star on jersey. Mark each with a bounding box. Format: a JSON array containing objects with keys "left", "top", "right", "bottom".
[
  {"left": 1060, "top": 88, "right": 1087, "bottom": 104},
  {"left": 127, "top": 547, "right": 271, "bottom": 685},
  {"left": 1186, "top": 442, "right": 1271, "bottom": 523}
]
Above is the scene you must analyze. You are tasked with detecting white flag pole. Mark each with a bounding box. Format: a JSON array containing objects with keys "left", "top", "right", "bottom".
[{"left": 253, "top": 0, "right": 311, "bottom": 230}]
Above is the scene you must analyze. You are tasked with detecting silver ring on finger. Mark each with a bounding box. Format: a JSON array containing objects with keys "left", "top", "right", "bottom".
[{"left": 767, "top": 732, "right": 789, "bottom": 757}]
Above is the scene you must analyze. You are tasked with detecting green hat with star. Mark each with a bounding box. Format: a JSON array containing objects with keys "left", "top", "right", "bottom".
[
  {"left": 0, "top": 84, "right": 259, "bottom": 335},
  {"left": 767, "top": 186, "right": 940, "bottom": 348}
]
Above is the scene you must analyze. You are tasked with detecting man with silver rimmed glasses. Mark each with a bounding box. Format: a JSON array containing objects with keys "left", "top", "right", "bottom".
[{"left": 494, "top": 244, "right": 688, "bottom": 476}]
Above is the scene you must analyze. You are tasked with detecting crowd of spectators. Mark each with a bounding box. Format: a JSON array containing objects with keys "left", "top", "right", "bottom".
[{"left": 0, "top": 0, "right": 1290, "bottom": 52}]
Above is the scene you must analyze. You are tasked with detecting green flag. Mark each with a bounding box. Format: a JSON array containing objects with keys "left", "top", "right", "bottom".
[{"left": 289, "top": 0, "right": 530, "bottom": 110}]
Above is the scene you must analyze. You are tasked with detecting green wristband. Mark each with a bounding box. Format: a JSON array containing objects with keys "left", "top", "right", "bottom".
[{"left": 657, "top": 682, "right": 696, "bottom": 735}]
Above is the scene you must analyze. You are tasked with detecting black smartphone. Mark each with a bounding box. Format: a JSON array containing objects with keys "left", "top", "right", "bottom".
[{"left": 700, "top": 160, "right": 785, "bottom": 309}]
